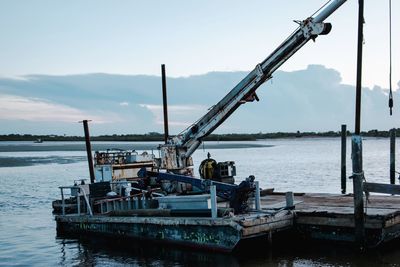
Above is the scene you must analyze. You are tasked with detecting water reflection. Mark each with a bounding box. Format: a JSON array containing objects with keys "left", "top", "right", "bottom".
[
  {"left": 56, "top": 235, "right": 241, "bottom": 266},
  {"left": 54, "top": 233, "right": 400, "bottom": 266}
]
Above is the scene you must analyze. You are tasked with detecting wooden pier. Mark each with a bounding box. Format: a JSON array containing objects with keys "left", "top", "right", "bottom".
[{"left": 262, "top": 193, "right": 400, "bottom": 247}]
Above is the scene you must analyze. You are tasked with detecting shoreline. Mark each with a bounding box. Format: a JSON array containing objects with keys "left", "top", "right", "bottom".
[
  {"left": 0, "top": 142, "right": 273, "bottom": 153},
  {"left": 0, "top": 129, "right": 398, "bottom": 142}
]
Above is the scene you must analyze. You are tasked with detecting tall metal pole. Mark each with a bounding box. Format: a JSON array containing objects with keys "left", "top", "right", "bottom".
[
  {"left": 82, "top": 120, "right": 95, "bottom": 183},
  {"left": 341, "top": 124, "right": 347, "bottom": 194},
  {"left": 161, "top": 64, "right": 169, "bottom": 144},
  {"left": 352, "top": 0, "right": 365, "bottom": 248},
  {"left": 354, "top": 0, "right": 364, "bottom": 135}
]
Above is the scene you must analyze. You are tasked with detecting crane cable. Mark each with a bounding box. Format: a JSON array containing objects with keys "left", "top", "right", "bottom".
[{"left": 389, "top": 0, "right": 394, "bottom": 115}]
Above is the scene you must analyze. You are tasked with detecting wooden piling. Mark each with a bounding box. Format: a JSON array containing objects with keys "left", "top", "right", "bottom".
[
  {"left": 285, "top": 192, "right": 294, "bottom": 208},
  {"left": 350, "top": 0, "right": 365, "bottom": 249},
  {"left": 351, "top": 135, "right": 365, "bottom": 247},
  {"left": 341, "top": 124, "right": 347, "bottom": 194},
  {"left": 390, "top": 128, "right": 396, "bottom": 184},
  {"left": 60, "top": 188, "right": 65, "bottom": 216}
]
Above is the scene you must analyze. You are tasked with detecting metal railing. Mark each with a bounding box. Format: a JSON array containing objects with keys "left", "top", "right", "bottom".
[
  {"left": 93, "top": 193, "right": 148, "bottom": 214},
  {"left": 59, "top": 185, "right": 93, "bottom": 216}
]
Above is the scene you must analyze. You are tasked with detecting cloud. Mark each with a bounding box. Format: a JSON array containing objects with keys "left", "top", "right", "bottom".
[
  {"left": 0, "top": 94, "right": 108, "bottom": 123},
  {"left": 119, "top": 101, "right": 129, "bottom": 106},
  {"left": 1, "top": 66, "right": 399, "bottom": 134},
  {"left": 139, "top": 104, "right": 207, "bottom": 127}
]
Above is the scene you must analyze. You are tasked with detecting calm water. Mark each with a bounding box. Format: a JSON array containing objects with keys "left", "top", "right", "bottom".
[{"left": 1, "top": 138, "right": 400, "bottom": 266}]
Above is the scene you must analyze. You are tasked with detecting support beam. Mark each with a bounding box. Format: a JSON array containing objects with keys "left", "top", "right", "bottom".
[
  {"left": 341, "top": 124, "right": 347, "bottom": 194},
  {"left": 364, "top": 182, "right": 400, "bottom": 195}
]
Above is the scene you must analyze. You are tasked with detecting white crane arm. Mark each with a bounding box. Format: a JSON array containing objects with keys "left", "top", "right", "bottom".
[{"left": 159, "top": 0, "right": 347, "bottom": 170}]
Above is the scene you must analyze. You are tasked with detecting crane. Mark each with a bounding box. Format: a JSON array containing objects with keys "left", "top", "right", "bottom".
[{"left": 158, "top": 0, "right": 347, "bottom": 172}]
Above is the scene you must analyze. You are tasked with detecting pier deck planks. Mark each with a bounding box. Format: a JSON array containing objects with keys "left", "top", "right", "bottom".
[{"left": 259, "top": 193, "right": 400, "bottom": 245}]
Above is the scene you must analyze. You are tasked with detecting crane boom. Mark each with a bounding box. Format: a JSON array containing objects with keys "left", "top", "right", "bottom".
[{"left": 159, "top": 0, "right": 347, "bottom": 171}]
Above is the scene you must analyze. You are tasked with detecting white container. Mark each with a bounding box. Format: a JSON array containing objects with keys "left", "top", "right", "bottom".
[{"left": 128, "top": 152, "right": 154, "bottom": 163}]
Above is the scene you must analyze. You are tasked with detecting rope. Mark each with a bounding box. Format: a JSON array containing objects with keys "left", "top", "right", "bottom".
[
  {"left": 353, "top": 172, "right": 370, "bottom": 215},
  {"left": 389, "top": 0, "right": 394, "bottom": 115},
  {"left": 350, "top": 171, "right": 370, "bottom": 213},
  {"left": 362, "top": 173, "right": 370, "bottom": 207},
  {"left": 350, "top": 171, "right": 364, "bottom": 177}
]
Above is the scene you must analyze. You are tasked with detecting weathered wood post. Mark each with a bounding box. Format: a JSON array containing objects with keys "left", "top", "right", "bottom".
[
  {"left": 351, "top": 0, "right": 365, "bottom": 248},
  {"left": 352, "top": 135, "right": 364, "bottom": 246},
  {"left": 60, "top": 187, "right": 65, "bottom": 216},
  {"left": 390, "top": 128, "right": 396, "bottom": 184},
  {"left": 285, "top": 192, "right": 294, "bottom": 208},
  {"left": 341, "top": 124, "right": 347, "bottom": 194}
]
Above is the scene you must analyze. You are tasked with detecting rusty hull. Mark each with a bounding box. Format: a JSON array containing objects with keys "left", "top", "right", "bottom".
[{"left": 55, "top": 210, "right": 294, "bottom": 252}]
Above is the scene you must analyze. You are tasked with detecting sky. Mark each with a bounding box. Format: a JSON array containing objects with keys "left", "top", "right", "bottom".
[
  {"left": 0, "top": 0, "right": 399, "bottom": 135},
  {"left": 0, "top": 0, "right": 398, "bottom": 88}
]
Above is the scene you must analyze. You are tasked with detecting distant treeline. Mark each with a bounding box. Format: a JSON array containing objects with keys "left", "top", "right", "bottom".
[{"left": 1, "top": 129, "right": 399, "bottom": 142}]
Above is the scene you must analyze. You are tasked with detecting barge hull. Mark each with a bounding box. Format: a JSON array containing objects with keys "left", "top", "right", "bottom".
[
  {"left": 56, "top": 215, "right": 242, "bottom": 252},
  {"left": 55, "top": 211, "right": 294, "bottom": 252}
]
